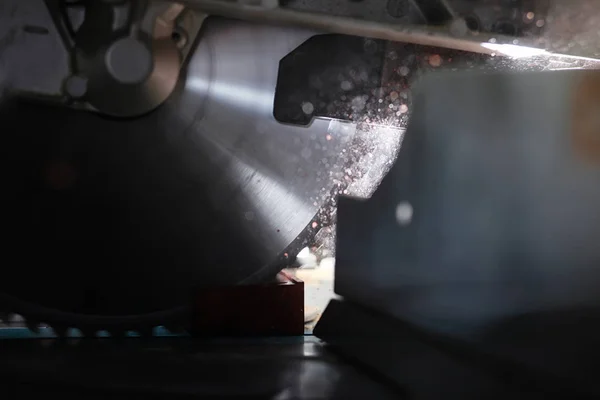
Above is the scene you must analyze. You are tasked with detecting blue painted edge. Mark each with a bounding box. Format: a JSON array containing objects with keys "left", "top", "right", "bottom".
[
  {"left": 0, "top": 326, "right": 317, "bottom": 341},
  {"left": 0, "top": 326, "right": 178, "bottom": 339}
]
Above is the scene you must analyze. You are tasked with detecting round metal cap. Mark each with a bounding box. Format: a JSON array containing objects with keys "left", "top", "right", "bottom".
[
  {"left": 64, "top": 75, "right": 88, "bottom": 98},
  {"left": 105, "top": 37, "right": 153, "bottom": 84}
]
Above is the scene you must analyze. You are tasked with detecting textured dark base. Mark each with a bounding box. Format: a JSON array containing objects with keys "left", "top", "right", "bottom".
[
  {"left": 0, "top": 336, "right": 399, "bottom": 399},
  {"left": 314, "top": 299, "right": 597, "bottom": 399}
]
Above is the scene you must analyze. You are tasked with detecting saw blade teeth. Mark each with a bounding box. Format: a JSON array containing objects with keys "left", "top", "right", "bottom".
[
  {"left": 0, "top": 307, "right": 183, "bottom": 337},
  {"left": 70, "top": 328, "right": 83, "bottom": 338},
  {"left": 9, "top": 313, "right": 25, "bottom": 324},
  {"left": 62, "top": 328, "right": 83, "bottom": 345},
  {"left": 0, "top": 303, "right": 177, "bottom": 337},
  {"left": 96, "top": 330, "right": 112, "bottom": 338}
]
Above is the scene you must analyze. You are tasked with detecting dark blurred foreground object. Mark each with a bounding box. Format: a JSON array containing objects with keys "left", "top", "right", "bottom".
[
  {"left": 191, "top": 271, "right": 304, "bottom": 336},
  {"left": 315, "top": 69, "right": 600, "bottom": 398}
]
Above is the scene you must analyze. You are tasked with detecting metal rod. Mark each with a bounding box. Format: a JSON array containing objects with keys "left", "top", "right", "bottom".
[{"left": 178, "top": 0, "right": 509, "bottom": 54}]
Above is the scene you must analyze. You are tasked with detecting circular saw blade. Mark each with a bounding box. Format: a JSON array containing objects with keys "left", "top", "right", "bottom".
[{"left": 0, "top": 18, "right": 357, "bottom": 332}]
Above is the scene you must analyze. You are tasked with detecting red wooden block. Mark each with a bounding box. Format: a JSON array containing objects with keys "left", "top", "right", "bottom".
[{"left": 191, "top": 271, "right": 304, "bottom": 336}]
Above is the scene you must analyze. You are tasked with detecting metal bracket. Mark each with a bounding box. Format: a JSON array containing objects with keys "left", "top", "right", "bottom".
[{"left": 0, "top": 0, "right": 205, "bottom": 117}]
